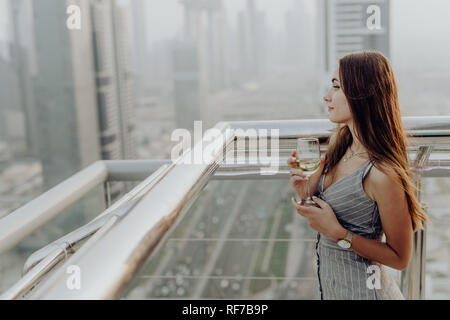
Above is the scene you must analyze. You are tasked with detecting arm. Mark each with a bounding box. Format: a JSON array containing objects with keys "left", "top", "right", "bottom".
[{"left": 334, "top": 165, "right": 414, "bottom": 270}]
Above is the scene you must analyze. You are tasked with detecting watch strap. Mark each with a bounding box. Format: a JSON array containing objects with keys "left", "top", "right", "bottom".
[{"left": 344, "top": 231, "right": 353, "bottom": 244}]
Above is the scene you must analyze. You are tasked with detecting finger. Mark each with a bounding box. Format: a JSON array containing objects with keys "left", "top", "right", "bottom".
[
  {"left": 287, "top": 157, "right": 298, "bottom": 168},
  {"left": 320, "top": 157, "right": 326, "bottom": 168},
  {"left": 289, "top": 168, "right": 306, "bottom": 176},
  {"left": 290, "top": 172, "right": 307, "bottom": 180},
  {"left": 287, "top": 156, "right": 295, "bottom": 166},
  {"left": 290, "top": 197, "right": 304, "bottom": 212},
  {"left": 290, "top": 196, "right": 300, "bottom": 208},
  {"left": 291, "top": 176, "right": 307, "bottom": 182},
  {"left": 291, "top": 198, "right": 313, "bottom": 216},
  {"left": 312, "top": 196, "right": 328, "bottom": 209}
]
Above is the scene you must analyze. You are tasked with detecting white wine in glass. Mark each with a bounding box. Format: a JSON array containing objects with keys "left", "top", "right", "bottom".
[
  {"left": 296, "top": 159, "right": 321, "bottom": 173},
  {"left": 296, "top": 138, "right": 321, "bottom": 206}
]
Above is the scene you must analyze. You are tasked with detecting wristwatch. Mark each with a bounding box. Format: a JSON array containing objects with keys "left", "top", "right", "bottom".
[{"left": 337, "top": 230, "right": 354, "bottom": 249}]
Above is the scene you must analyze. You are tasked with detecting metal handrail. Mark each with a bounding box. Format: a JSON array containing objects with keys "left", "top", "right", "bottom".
[
  {"left": 25, "top": 121, "right": 235, "bottom": 299},
  {"left": 1, "top": 116, "right": 449, "bottom": 254},
  {"left": 87, "top": 157, "right": 450, "bottom": 181},
  {"left": 1, "top": 116, "right": 450, "bottom": 299},
  {"left": 0, "top": 161, "right": 170, "bottom": 255},
  {"left": 0, "top": 161, "right": 108, "bottom": 254},
  {"left": 14, "top": 155, "right": 450, "bottom": 299},
  {"left": 0, "top": 164, "right": 170, "bottom": 300},
  {"left": 23, "top": 165, "right": 170, "bottom": 274},
  {"left": 0, "top": 248, "right": 65, "bottom": 300}
]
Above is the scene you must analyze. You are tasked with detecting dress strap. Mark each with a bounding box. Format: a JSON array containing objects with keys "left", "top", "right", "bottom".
[
  {"left": 319, "top": 173, "right": 325, "bottom": 193},
  {"left": 362, "top": 160, "right": 375, "bottom": 180},
  {"left": 320, "top": 164, "right": 329, "bottom": 193}
]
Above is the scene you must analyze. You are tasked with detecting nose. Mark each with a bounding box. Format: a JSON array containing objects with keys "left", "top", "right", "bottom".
[{"left": 323, "top": 88, "right": 332, "bottom": 103}]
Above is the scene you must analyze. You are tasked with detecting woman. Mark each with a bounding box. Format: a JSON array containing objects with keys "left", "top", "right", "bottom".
[{"left": 287, "top": 50, "right": 428, "bottom": 300}]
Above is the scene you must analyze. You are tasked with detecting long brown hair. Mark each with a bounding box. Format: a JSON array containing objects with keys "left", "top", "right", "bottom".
[{"left": 324, "top": 50, "right": 428, "bottom": 232}]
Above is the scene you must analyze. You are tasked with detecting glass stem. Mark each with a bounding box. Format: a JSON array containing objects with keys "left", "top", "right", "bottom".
[{"left": 306, "top": 177, "right": 311, "bottom": 201}]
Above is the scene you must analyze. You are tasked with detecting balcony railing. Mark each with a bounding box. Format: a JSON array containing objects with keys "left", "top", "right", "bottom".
[{"left": 1, "top": 116, "right": 450, "bottom": 300}]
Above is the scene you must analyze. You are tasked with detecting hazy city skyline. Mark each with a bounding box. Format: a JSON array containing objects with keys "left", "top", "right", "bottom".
[
  {"left": 137, "top": 0, "right": 450, "bottom": 71},
  {"left": 0, "top": 0, "right": 449, "bottom": 300}
]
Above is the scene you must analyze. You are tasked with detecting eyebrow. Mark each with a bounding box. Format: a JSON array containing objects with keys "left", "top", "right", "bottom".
[{"left": 332, "top": 78, "right": 340, "bottom": 83}]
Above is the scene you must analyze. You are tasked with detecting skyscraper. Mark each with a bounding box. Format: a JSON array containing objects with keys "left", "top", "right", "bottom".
[
  {"left": 0, "top": 0, "right": 36, "bottom": 158},
  {"left": 318, "top": 0, "right": 390, "bottom": 97},
  {"left": 90, "top": 0, "right": 136, "bottom": 162},
  {"left": 129, "top": 0, "right": 152, "bottom": 104},
  {"left": 172, "top": 39, "right": 202, "bottom": 131},
  {"left": 0, "top": 54, "right": 26, "bottom": 156},
  {"left": 19, "top": 0, "right": 107, "bottom": 243},
  {"left": 0, "top": 0, "right": 141, "bottom": 247},
  {"left": 32, "top": 0, "right": 102, "bottom": 189},
  {"left": 90, "top": 0, "right": 138, "bottom": 199},
  {"left": 319, "top": 0, "right": 390, "bottom": 74},
  {"left": 113, "top": 0, "right": 137, "bottom": 160},
  {"left": 27, "top": 0, "right": 138, "bottom": 203},
  {"left": 172, "top": 0, "right": 229, "bottom": 131},
  {"left": 284, "top": 0, "right": 316, "bottom": 72},
  {"left": 30, "top": 0, "right": 137, "bottom": 186},
  {"left": 8, "top": 0, "right": 38, "bottom": 158},
  {"left": 237, "top": 0, "right": 268, "bottom": 81},
  {"left": 181, "top": 0, "right": 229, "bottom": 93}
]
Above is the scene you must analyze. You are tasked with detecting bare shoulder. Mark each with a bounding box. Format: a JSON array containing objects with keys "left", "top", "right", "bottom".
[
  {"left": 371, "top": 161, "right": 399, "bottom": 184},
  {"left": 366, "top": 161, "right": 403, "bottom": 201},
  {"left": 363, "top": 161, "right": 401, "bottom": 201}
]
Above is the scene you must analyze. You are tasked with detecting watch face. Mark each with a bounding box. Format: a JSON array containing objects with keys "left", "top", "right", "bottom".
[{"left": 337, "top": 240, "right": 351, "bottom": 249}]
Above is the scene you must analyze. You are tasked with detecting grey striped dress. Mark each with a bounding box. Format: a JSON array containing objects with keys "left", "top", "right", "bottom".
[{"left": 315, "top": 159, "right": 405, "bottom": 300}]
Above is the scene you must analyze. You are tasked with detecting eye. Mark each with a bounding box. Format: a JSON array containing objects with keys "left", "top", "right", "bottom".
[{"left": 333, "top": 85, "right": 340, "bottom": 90}]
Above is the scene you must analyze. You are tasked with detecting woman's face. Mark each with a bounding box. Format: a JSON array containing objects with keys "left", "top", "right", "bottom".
[{"left": 323, "top": 68, "right": 353, "bottom": 124}]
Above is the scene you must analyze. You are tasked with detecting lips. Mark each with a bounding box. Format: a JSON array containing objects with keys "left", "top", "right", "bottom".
[{"left": 328, "top": 106, "right": 334, "bottom": 111}]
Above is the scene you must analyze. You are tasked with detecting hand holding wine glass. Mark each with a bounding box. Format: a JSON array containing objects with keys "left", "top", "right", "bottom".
[
  {"left": 289, "top": 138, "right": 322, "bottom": 207},
  {"left": 288, "top": 150, "right": 309, "bottom": 199}
]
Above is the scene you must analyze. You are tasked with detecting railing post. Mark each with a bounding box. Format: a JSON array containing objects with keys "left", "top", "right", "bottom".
[
  {"left": 400, "top": 145, "right": 431, "bottom": 300},
  {"left": 104, "top": 181, "right": 111, "bottom": 208},
  {"left": 401, "top": 220, "right": 427, "bottom": 300}
]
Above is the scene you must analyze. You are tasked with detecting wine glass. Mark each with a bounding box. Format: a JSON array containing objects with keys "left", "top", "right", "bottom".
[{"left": 296, "top": 138, "right": 321, "bottom": 206}]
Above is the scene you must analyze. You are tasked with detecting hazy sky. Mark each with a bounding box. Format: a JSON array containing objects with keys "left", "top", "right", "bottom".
[
  {"left": 0, "top": 0, "right": 11, "bottom": 60},
  {"left": 143, "top": 0, "right": 183, "bottom": 43},
  {"left": 143, "top": 0, "right": 298, "bottom": 44},
  {"left": 391, "top": 0, "right": 450, "bottom": 70},
  {"left": 0, "top": 0, "right": 10, "bottom": 41},
  {"left": 1, "top": 0, "right": 449, "bottom": 70},
  {"left": 225, "top": 0, "right": 298, "bottom": 29},
  {"left": 142, "top": 0, "right": 450, "bottom": 70}
]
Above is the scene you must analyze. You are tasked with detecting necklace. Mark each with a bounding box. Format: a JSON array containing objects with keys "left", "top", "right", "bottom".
[{"left": 343, "top": 149, "right": 368, "bottom": 162}]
